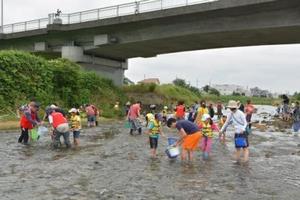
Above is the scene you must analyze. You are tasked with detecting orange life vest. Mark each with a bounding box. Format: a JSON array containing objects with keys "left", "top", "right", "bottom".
[
  {"left": 51, "top": 112, "right": 67, "bottom": 128},
  {"left": 20, "top": 112, "right": 37, "bottom": 129}
]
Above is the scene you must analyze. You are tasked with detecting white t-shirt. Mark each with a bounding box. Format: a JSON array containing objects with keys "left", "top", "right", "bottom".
[
  {"left": 221, "top": 110, "right": 247, "bottom": 134},
  {"left": 48, "top": 115, "right": 53, "bottom": 124}
]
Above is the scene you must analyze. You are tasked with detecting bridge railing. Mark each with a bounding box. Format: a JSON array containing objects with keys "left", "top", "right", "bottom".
[{"left": 1, "top": 0, "right": 218, "bottom": 34}]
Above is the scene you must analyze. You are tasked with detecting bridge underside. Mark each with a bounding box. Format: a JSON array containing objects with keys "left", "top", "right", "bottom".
[{"left": 85, "top": 26, "right": 300, "bottom": 59}]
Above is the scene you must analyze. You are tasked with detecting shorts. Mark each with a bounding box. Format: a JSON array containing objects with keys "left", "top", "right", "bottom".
[
  {"left": 129, "top": 118, "right": 142, "bottom": 131},
  {"left": 149, "top": 137, "right": 158, "bottom": 149},
  {"left": 246, "top": 114, "right": 252, "bottom": 123},
  {"left": 234, "top": 133, "right": 249, "bottom": 149},
  {"left": 56, "top": 123, "right": 70, "bottom": 133},
  {"left": 182, "top": 131, "right": 202, "bottom": 150},
  {"left": 293, "top": 122, "right": 300, "bottom": 132},
  {"left": 73, "top": 131, "right": 80, "bottom": 139},
  {"left": 88, "top": 115, "right": 96, "bottom": 122}
]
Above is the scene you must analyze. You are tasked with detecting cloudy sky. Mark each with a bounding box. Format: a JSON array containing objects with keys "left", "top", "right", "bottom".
[{"left": 2, "top": 0, "right": 300, "bottom": 94}]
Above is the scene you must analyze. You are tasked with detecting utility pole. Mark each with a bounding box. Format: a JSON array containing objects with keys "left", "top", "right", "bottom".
[{"left": 1, "top": 0, "right": 3, "bottom": 33}]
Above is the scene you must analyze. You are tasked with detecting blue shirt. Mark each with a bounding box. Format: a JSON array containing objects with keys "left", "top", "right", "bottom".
[{"left": 176, "top": 120, "right": 199, "bottom": 135}]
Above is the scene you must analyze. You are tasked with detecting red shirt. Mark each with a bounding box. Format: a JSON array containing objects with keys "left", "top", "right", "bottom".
[
  {"left": 86, "top": 105, "right": 96, "bottom": 116},
  {"left": 128, "top": 103, "right": 140, "bottom": 120},
  {"left": 176, "top": 105, "right": 185, "bottom": 118},
  {"left": 245, "top": 104, "right": 254, "bottom": 115}
]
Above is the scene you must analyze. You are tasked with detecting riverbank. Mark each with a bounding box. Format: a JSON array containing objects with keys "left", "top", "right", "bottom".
[
  {"left": 123, "top": 84, "right": 278, "bottom": 106},
  {"left": 0, "top": 117, "right": 121, "bottom": 132}
]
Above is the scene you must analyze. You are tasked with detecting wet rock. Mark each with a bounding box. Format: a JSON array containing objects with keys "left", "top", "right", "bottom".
[{"left": 265, "top": 152, "right": 273, "bottom": 158}]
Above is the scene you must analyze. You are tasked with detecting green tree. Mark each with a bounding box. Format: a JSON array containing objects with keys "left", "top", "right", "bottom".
[
  {"left": 173, "top": 78, "right": 187, "bottom": 88},
  {"left": 209, "top": 88, "right": 220, "bottom": 96}
]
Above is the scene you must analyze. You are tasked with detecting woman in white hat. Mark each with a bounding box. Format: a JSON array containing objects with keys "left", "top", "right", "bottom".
[{"left": 220, "top": 100, "right": 249, "bottom": 163}]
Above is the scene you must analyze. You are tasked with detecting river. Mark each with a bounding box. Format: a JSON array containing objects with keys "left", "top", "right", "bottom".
[{"left": 0, "top": 107, "right": 299, "bottom": 200}]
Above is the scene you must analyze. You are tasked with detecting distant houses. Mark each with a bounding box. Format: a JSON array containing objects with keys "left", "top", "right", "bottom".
[
  {"left": 250, "top": 87, "right": 273, "bottom": 98},
  {"left": 212, "top": 84, "right": 273, "bottom": 97},
  {"left": 138, "top": 78, "right": 160, "bottom": 85},
  {"left": 212, "top": 84, "right": 250, "bottom": 96}
]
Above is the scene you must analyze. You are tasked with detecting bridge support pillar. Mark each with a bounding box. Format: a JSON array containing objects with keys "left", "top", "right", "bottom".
[{"left": 61, "top": 46, "right": 127, "bottom": 86}]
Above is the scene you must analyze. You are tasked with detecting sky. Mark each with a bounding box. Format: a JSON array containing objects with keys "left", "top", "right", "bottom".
[{"left": 1, "top": 0, "right": 300, "bottom": 94}]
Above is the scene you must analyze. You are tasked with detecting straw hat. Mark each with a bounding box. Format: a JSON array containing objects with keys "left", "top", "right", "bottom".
[{"left": 227, "top": 100, "right": 239, "bottom": 109}]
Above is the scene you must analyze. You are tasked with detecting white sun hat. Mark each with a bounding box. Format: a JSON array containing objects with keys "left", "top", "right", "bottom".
[
  {"left": 69, "top": 108, "right": 78, "bottom": 113},
  {"left": 201, "top": 114, "right": 211, "bottom": 122}
]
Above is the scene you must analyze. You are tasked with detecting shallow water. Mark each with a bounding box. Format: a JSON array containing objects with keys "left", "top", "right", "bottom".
[{"left": 0, "top": 120, "right": 300, "bottom": 200}]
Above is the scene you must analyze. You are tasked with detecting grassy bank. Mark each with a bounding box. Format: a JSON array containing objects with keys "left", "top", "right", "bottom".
[
  {"left": 123, "top": 84, "right": 277, "bottom": 106},
  {"left": 0, "top": 50, "right": 127, "bottom": 120},
  {"left": 123, "top": 83, "right": 200, "bottom": 105}
]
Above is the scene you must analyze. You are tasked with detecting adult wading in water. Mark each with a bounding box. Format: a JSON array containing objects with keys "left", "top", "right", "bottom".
[
  {"left": 167, "top": 118, "right": 202, "bottom": 161},
  {"left": 48, "top": 109, "right": 71, "bottom": 148},
  {"left": 19, "top": 102, "right": 41, "bottom": 145},
  {"left": 127, "top": 101, "right": 142, "bottom": 135},
  {"left": 220, "top": 100, "right": 249, "bottom": 163}
]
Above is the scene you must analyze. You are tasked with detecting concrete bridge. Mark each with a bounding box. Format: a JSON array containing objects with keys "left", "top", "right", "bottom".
[{"left": 0, "top": 0, "right": 300, "bottom": 85}]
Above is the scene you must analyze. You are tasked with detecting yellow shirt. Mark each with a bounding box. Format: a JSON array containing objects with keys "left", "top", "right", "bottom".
[{"left": 70, "top": 115, "right": 81, "bottom": 130}]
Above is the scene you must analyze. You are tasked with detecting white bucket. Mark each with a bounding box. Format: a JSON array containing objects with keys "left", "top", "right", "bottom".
[
  {"left": 38, "top": 126, "right": 48, "bottom": 136},
  {"left": 166, "top": 146, "right": 180, "bottom": 158}
]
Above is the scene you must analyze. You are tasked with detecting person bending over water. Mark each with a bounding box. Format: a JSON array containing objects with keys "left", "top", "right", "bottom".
[{"left": 167, "top": 118, "right": 202, "bottom": 161}]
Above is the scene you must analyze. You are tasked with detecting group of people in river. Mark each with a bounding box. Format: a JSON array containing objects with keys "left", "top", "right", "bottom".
[
  {"left": 127, "top": 98, "right": 300, "bottom": 163},
  {"left": 17, "top": 96, "right": 300, "bottom": 164},
  {"left": 18, "top": 100, "right": 100, "bottom": 148},
  {"left": 127, "top": 99, "right": 256, "bottom": 163}
]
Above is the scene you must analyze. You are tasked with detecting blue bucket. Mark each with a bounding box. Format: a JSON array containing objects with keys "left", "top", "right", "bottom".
[{"left": 167, "top": 137, "right": 177, "bottom": 146}]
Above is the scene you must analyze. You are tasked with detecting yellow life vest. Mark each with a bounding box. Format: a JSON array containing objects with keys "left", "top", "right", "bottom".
[
  {"left": 150, "top": 119, "right": 161, "bottom": 137},
  {"left": 195, "top": 107, "right": 209, "bottom": 124},
  {"left": 201, "top": 122, "right": 213, "bottom": 138},
  {"left": 146, "top": 113, "right": 155, "bottom": 122},
  {"left": 70, "top": 115, "right": 81, "bottom": 130}
]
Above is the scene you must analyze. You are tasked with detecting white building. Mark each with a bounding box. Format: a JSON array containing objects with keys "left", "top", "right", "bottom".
[{"left": 212, "top": 84, "right": 250, "bottom": 96}]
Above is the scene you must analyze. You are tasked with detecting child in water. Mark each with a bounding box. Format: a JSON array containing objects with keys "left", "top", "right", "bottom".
[
  {"left": 147, "top": 114, "right": 165, "bottom": 158},
  {"left": 145, "top": 104, "right": 156, "bottom": 127},
  {"left": 199, "top": 114, "right": 219, "bottom": 160},
  {"left": 69, "top": 108, "right": 82, "bottom": 146},
  {"left": 218, "top": 115, "right": 227, "bottom": 143}
]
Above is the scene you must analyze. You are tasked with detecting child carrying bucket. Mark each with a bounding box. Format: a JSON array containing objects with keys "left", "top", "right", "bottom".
[
  {"left": 146, "top": 114, "right": 166, "bottom": 158},
  {"left": 199, "top": 114, "right": 219, "bottom": 160}
]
